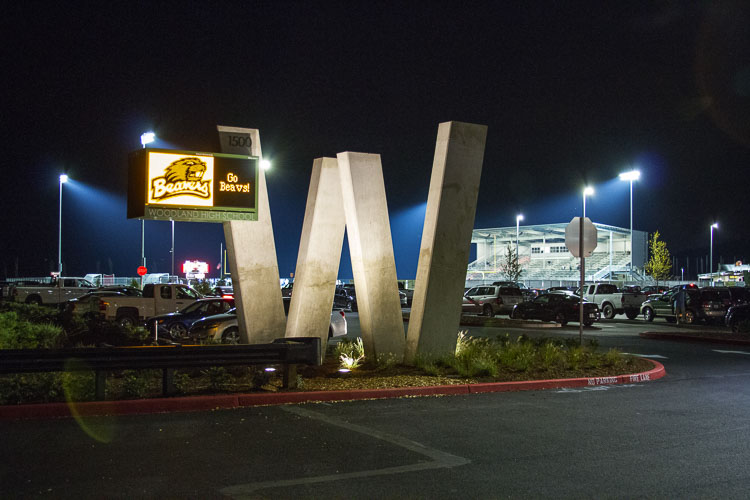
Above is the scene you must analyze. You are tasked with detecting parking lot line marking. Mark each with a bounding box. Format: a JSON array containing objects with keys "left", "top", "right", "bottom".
[
  {"left": 621, "top": 353, "right": 668, "bottom": 359},
  {"left": 713, "top": 350, "right": 750, "bottom": 356},
  {"left": 220, "top": 406, "right": 470, "bottom": 498}
]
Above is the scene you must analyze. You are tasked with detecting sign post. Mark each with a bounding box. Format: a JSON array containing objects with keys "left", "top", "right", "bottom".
[{"left": 565, "top": 217, "right": 598, "bottom": 344}]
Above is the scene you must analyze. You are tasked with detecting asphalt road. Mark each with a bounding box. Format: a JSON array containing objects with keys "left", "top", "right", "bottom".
[{"left": 3, "top": 316, "right": 750, "bottom": 498}]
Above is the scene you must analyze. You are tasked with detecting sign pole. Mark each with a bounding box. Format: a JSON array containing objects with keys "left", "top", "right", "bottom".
[{"left": 579, "top": 216, "right": 584, "bottom": 345}]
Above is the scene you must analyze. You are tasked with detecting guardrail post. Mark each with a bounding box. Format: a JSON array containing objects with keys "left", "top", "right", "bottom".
[
  {"left": 162, "top": 368, "right": 175, "bottom": 396},
  {"left": 283, "top": 364, "right": 298, "bottom": 389},
  {"left": 95, "top": 371, "right": 106, "bottom": 400}
]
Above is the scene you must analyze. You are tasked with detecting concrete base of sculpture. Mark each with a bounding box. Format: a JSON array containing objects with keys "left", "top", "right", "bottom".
[{"left": 405, "top": 122, "right": 487, "bottom": 362}]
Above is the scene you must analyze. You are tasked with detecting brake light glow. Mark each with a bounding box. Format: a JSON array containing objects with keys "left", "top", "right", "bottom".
[{"left": 340, "top": 310, "right": 346, "bottom": 318}]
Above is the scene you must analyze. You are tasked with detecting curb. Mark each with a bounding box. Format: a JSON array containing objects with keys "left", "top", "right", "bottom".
[
  {"left": 404, "top": 313, "right": 562, "bottom": 329},
  {"left": 0, "top": 360, "right": 665, "bottom": 420},
  {"left": 640, "top": 332, "right": 750, "bottom": 346}
]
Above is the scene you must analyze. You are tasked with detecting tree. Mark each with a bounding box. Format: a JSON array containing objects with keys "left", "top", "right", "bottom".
[
  {"left": 644, "top": 230, "right": 672, "bottom": 285},
  {"left": 499, "top": 242, "right": 523, "bottom": 282}
]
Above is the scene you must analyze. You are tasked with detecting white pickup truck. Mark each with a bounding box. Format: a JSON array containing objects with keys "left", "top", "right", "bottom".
[
  {"left": 101, "top": 283, "right": 203, "bottom": 326},
  {"left": 11, "top": 277, "right": 96, "bottom": 305},
  {"left": 580, "top": 283, "right": 646, "bottom": 320}
]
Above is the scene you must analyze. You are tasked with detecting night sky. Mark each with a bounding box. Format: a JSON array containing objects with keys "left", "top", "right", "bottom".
[{"left": 2, "top": 2, "right": 749, "bottom": 280}]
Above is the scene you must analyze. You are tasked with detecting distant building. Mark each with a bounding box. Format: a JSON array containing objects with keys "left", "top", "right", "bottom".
[
  {"left": 698, "top": 262, "right": 749, "bottom": 286},
  {"left": 467, "top": 222, "right": 647, "bottom": 287}
]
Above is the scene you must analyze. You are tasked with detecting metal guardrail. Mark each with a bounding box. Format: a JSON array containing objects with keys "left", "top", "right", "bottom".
[{"left": 0, "top": 337, "right": 321, "bottom": 399}]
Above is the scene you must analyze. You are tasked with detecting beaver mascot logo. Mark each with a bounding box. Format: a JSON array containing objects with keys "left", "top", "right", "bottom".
[{"left": 151, "top": 157, "right": 211, "bottom": 200}]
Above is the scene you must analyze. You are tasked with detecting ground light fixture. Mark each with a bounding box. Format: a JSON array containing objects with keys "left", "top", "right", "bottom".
[
  {"left": 710, "top": 222, "right": 719, "bottom": 285},
  {"left": 619, "top": 169, "right": 641, "bottom": 281},
  {"left": 58, "top": 174, "right": 68, "bottom": 274}
]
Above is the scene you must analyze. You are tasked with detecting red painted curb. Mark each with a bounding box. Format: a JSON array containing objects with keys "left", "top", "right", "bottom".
[
  {"left": 640, "top": 332, "right": 750, "bottom": 346},
  {"left": 0, "top": 360, "right": 665, "bottom": 420}
]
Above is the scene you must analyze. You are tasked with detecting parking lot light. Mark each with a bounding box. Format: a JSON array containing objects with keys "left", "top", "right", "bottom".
[
  {"left": 710, "top": 223, "right": 719, "bottom": 286},
  {"left": 516, "top": 214, "right": 524, "bottom": 262},
  {"left": 58, "top": 174, "right": 69, "bottom": 274},
  {"left": 619, "top": 169, "right": 640, "bottom": 282},
  {"left": 582, "top": 186, "right": 594, "bottom": 218}
]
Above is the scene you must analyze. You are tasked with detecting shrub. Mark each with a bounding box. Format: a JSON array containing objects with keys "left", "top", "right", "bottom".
[
  {"left": 120, "top": 370, "right": 156, "bottom": 398},
  {"left": 173, "top": 372, "right": 192, "bottom": 395},
  {"left": 202, "top": 367, "right": 231, "bottom": 391},
  {"left": 604, "top": 348, "right": 622, "bottom": 366},
  {"left": 497, "top": 339, "right": 535, "bottom": 372},
  {"left": 193, "top": 279, "right": 213, "bottom": 296},
  {"left": 567, "top": 345, "right": 586, "bottom": 370},
  {"left": 376, "top": 352, "right": 398, "bottom": 370},
  {"left": 0, "top": 373, "right": 63, "bottom": 405},
  {"left": 539, "top": 341, "right": 564, "bottom": 370},
  {"left": 335, "top": 338, "right": 365, "bottom": 370},
  {"left": 414, "top": 355, "right": 444, "bottom": 376},
  {"left": 0, "top": 311, "right": 65, "bottom": 349}
]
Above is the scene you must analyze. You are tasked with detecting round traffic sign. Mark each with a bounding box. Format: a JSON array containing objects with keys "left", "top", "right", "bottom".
[{"left": 137, "top": 266, "right": 148, "bottom": 276}]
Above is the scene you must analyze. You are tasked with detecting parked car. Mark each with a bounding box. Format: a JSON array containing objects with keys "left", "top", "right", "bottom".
[
  {"left": 641, "top": 285, "right": 668, "bottom": 296},
  {"left": 580, "top": 283, "right": 646, "bottom": 320},
  {"left": 511, "top": 291, "right": 599, "bottom": 326},
  {"left": 96, "top": 285, "right": 143, "bottom": 297},
  {"left": 189, "top": 303, "right": 347, "bottom": 344},
  {"left": 641, "top": 287, "right": 703, "bottom": 324},
  {"left": 63, "top": 290, "right": 131, "bottom": 317},
  {"left": 726, "top": 304, "right": 750, "bottom": 333},
  {"left": 146, "top": 297, "right": 235, "bottom": 340},
  {"left": 100, "top": 283, "right": 204, "bottom": 327},
  {"left": 11, "top": 277, "right": 96, "bottom": 305},
  {"left": 398, "top": 282, "right": 415, "bottom": 307},
  {"left": 546, "top": 286, "right": 577, "bottom": 293},
  {"left": 339, "top": 285, "right": 407, "bottom": 311},
  {"left": 697, "top": 288, "right": 730, "bottom": 324},
  {"left": 715, "top": 286, "right": 749, "bottom": 307},
  {"left": 462, "top": 285, "right": 523, "bottom": 317},
  {"left": 333, "top": 287, "right": 355, "bottom": 310},
  {"left": 491, "top": 281, "right": 521, "bottom": 288},
  {"left": 281, "top": 282, "right": 294, "bottom": 298},
  {"left": 212, "top": 285, "right": 234, "bottom": 298}
]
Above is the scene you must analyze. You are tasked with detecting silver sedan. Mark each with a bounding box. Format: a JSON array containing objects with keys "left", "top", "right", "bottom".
[{"left": 189, "top": 307, "right": 348, "bottom": 344}]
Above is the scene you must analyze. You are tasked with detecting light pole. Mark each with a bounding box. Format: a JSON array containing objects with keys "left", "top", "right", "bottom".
[
  {"left": 582, "top": 186, "right": 594, "bottom": 218},
  {"left": 140, "top": 132, "right": 155, "bottom": 273},
  {"left": 515, "top": 214, "right": 524, "bottom": 262},
  {"left": 619, "top": 170, "right": 640, "bottom": 282},
  {"left": 710, "top": 222, "right": 718, "bottom": 286},
  {"left": 58, "top": 174, "right": 68, "bottom": 274}
]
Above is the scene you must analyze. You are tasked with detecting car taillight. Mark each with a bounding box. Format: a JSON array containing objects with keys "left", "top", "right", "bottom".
[
  {"left": 222, "top": 294, "right": 233, "bottom": 299},
  {"left": 620, "top": 296, "right": 625, "bottom": 304},
  {"left": 339, "top": 310, "right": 346, "bottom": 318},
  {"left": 99, "top": 300, "right": 109, "bottom": 311}
]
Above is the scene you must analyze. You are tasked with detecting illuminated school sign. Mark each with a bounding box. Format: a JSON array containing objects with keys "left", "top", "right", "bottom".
[{"left": 128, "top": 148, "right": 258, "bottom": 222}]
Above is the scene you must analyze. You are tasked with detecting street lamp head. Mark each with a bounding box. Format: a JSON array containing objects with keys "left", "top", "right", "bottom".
[
  {"left": 516, "top": 214, "right": 524, "bottom": 223},
  {"left": 140, "top": 131, "right": 156, "bottom": 147},
  {"left": 618, "top": 170, "right": 641, "bottom": 182},
  {"left": 260, "top": 159, "right": 271, "bottom": 171},
  {"left": 712, "top": 222, "right": 719, "bottom": 229},
  {"left": 59, "top": 174, "right": 68, "bottom": 184},
  {"left": 583, "top": 186, "right": 594, "bottom": 197}
]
